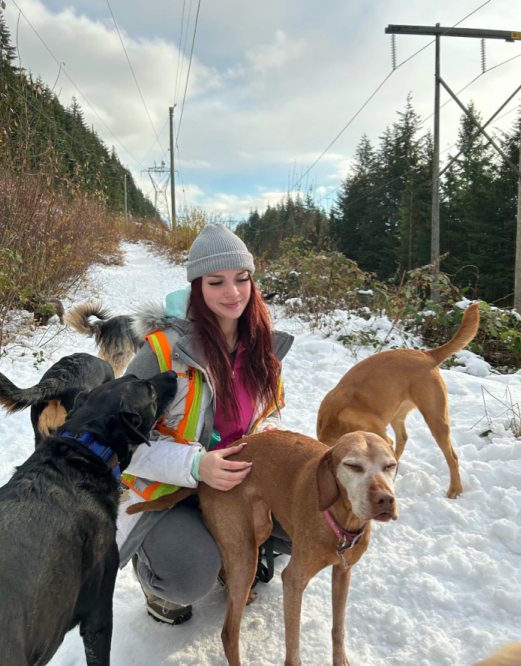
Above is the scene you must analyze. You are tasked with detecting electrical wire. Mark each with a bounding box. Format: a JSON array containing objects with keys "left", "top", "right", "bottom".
[
  {"left": 176, "top": 0, "right": 201, "bottom": 143},
  {"left": 11, "top": 0, "right": 145, "bottom": 169},
  {"left": 287, "top": 0, "right": 493, "bottom": 194},
  {"left": 105, "top": 0, "right": 166, "bottom": 156},
  {"left": 174, "top": 0, "right": 189, "bottom": 105},
  {"left": 420, "top": 51, "right": 521, "bottom": 128}
]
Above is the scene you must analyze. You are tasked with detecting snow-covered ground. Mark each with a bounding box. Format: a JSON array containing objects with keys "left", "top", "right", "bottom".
[{"left": 0, "top": 242, "right": 520, "bottom": 666}]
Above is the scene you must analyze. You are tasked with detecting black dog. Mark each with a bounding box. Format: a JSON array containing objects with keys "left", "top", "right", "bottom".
[
  {"left": 0, "top": 353, "right": 115, "bottom": 447},
  {"left": 0, "top": 370, "right": 178, "bottom": 666},
  {"left": 65, "top": 301, "right": 144, "bottom": 377}
]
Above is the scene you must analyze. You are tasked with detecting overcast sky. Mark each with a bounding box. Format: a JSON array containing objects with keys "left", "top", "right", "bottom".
[{"left": 3, "top": 0, "right": 521, "bottom": 218}]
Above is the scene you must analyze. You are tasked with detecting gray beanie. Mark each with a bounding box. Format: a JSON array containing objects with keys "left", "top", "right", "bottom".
[{"left": 186, "top": 224, "right": 255, "bottom": 283}]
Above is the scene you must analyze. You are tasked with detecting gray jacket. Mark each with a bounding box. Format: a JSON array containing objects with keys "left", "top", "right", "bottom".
[{"left": 117, "top": 306, "right": 294, "bottom": 567}]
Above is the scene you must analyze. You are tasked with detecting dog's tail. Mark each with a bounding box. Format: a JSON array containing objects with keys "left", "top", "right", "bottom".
[
  {"left": 64, "top": 300, "right": 111, "bottom": 336},
  {"left": 126, "top": 487, "right": 196, "bottom": 515},
  {"left": 472, "top": 642, "right": 521, "bottom": 666},
  {"left": 425, "top": 302, "right": 480, "bottom": 366},
  {"left": 65, "top": 300, "right": 143, "bottom": 377},
  {"left": 0, "top": 373, "right": 63, "bottom": 413}
]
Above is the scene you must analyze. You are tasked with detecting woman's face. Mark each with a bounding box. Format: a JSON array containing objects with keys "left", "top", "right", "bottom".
[{"left": 201, "top": 269, "right": 252, "bottom": 322}]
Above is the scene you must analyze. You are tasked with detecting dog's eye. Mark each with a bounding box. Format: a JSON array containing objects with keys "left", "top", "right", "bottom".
[
  {"left": 343, "top": 463, "right": 363, "bottom": 472},
  {"left": 385, "top": 463, "right": 397, "bottom": 471}
]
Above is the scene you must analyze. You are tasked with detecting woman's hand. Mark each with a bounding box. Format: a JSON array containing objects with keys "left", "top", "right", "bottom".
[
  {"left": 198, "top": 443, "right": 252, "bottom": 491},
  {"left": 263, "top": 424, "right": 283, "bottom": 432}
]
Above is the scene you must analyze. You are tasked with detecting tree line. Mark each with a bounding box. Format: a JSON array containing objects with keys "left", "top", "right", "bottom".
[
  {"left": 237, "top": 95, "right": 521, "bottom": 305},
  {"left": 0, "top": 11, "right": 156, "bottom": 218}
]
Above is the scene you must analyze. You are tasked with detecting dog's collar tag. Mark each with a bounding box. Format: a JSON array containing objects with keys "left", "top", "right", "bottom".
[
  {"left": 323, "top": 510, "right": 366, "bottom": 568},
  {"left": 59, "top": 431, "right": 122, "bottom": 482}
]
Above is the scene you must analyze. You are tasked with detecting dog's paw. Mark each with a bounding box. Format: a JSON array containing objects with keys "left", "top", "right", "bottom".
[
  {"left": 446, "top": 485, "right": 463, "bottom": 499},
  {"left": 246, "top": 589, "right": 258, "bottom": 606}
]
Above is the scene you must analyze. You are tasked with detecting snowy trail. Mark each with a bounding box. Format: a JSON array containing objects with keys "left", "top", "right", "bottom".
[{"left": 0, "top": 243, "right": 520, "bottom": 666}]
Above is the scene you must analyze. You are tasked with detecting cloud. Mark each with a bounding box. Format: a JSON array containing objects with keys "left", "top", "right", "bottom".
[
  {"left": 4, "top": 0, "right": 521, "bottom": 220},
  {"left": 246, "top": 30, "right": 305, "bottom": 74}
]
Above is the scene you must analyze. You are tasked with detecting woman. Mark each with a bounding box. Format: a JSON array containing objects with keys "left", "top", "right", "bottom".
[{"left": 117, "top": 223, "right": 294, "bottom": 624}]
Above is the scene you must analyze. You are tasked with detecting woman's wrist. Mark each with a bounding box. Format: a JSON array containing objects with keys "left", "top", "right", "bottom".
[{"left": 190, "top": 450, "right": 205, "bottom": 482}]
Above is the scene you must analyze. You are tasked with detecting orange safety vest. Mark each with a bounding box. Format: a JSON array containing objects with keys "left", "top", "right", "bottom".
[
  {"left": 122, "top": 329, "right": 284, "bottom": 503},
  {"left": 122, "top": 329, "right": 203, "bottom": 502}
]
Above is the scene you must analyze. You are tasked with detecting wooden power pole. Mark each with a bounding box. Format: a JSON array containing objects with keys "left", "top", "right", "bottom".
[
  {"left": 431, "top": 29, "right": 441, "bottom": 295},
  {"left": 515, "top": 141, "right": 521, "bottom": 312},
  {"left": 124, "top": 173, "right": 128, "bottom": 235},
  {"left": 385, "top": 24, "right": 520, "bottom": 300},
  {"left": 169, "top": 105, "right": 176, "bottom": 227}
]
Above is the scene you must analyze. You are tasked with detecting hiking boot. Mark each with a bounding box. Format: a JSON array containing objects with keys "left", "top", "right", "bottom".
[
  {"left": 132, "top": 554, "right": 192, "bottom": 625},
  {"left": 145, "top": 592, "right": 193, "bottom": 625}
]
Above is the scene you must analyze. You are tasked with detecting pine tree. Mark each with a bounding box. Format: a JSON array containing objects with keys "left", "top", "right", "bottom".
[{"left": 442, "top": 102, "right": 496, "bottom": 299}]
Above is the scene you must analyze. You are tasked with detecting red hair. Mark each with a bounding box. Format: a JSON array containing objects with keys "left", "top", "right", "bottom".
[{"left": 187, "top": 275, "right": 281, "bottom": 421}]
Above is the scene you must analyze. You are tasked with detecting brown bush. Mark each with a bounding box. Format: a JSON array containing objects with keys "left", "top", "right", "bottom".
[{"left": 0, "top": 167, "right": 123, "bottom": 350}]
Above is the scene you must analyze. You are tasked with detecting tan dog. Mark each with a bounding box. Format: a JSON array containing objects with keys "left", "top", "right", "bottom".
[
  {"left": 130, "top": 430, "right": 398, "bottom": 665},
  {"left": 473, "top": 643, "right": 521, "bottom": 665},
  {"left": 317, "top": 303, "right": 480, "bottom": 499}
]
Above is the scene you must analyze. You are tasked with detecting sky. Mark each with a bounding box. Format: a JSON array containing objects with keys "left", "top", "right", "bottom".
[{"left": 2, "top": 0, "right": 521, "bottom": 219}]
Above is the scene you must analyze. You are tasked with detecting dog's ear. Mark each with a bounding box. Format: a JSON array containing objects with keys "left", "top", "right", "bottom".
[
  {"left": 119, "top": 412, "right": 150, "bottom": 446},
  {"left": 316, "top": 448, "right": 340, "bottom": 511},
  {"left": 72, "top": 391, "right": 90, "bottom": 412}
]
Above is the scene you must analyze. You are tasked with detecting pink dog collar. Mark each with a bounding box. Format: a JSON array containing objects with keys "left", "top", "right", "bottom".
[{"left": 324, "top": 510, "right": 366, "bottom": 569}]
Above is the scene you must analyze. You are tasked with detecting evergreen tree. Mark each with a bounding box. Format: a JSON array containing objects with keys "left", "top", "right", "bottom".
[
  {"left": 0, "top": 14, "right": 156, "bottom": 218},
  {"left": 441, "top": 102, "right": 496, "bottom": 299}
]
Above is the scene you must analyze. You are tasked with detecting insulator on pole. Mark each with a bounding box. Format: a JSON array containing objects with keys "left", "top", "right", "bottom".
[
  {"left": 481, "top": 38, "right": 486, "bottom": 74},
  {"left": 391, "top": 34, "right": 397, "bottom": 70}
]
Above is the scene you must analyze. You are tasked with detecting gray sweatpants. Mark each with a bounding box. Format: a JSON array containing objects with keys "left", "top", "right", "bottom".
[{"left": 134, "top": 502, "right": 292, "bottom": 606}]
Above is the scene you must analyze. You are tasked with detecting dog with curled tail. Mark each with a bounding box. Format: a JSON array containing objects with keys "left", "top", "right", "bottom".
[{"left": 65, "top": 300, "right": 144, "bottom": 377}]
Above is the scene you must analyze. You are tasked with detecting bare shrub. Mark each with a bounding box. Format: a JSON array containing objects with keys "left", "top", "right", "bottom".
[{"left": 125, "top": 205, "right": 235, "bottom": 260}]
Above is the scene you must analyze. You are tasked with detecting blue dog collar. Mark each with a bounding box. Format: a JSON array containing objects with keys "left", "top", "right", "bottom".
[{"left": 60, "top": 431, "right": 122, "bottom": 482}]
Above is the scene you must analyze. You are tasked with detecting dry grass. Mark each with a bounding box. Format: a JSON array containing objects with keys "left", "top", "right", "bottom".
[{"left": 125, "top": 205, "right": 235, "bottom": 261}]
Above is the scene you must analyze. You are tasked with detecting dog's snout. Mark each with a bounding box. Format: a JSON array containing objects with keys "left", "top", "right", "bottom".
[{"left": 372, "top": 491, "right": 394, "bottom": 509}]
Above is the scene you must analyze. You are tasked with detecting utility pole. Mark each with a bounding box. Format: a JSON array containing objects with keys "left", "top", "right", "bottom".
[
  {"left": 169, "top": 105, "right": 176, "bottom": 228},
  {"left": 515, "top": 140, "right": 521, "bottom": 312},
  {"left": 385, "top": 24, "right": 520, "bottom": 299},
  {"left": 124, "top": 173, "right": 128, "bottom": 235},
  {"left": 142, "top": 163, "right": 172, "bottom": 222},
  {"left": 431, "top": 28, "right": 441, "bottom": 297}
]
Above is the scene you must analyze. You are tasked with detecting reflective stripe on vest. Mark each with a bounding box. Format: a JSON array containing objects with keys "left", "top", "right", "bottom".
[
  {"left": 122, "top": 329, "right": 202, "bottom": 502},
  {"left": 249, "top": 375, "right": 285, "bottom": 434},
  {"left": 146, "top": 330, "right": 172, "bottom": 372},
  {"left": 122, "top": 473, "right": 181, "bottom": 501}
]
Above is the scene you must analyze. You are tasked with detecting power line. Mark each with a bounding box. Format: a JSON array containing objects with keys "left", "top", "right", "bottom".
[
  {"left": 317, "top": 21, "right": 521, "bottom": 208},
  {"left": 139, "top": 2, "right": 199, "bottom": 171},
  {"left": 11, "top": 0, "right": 145, "bottom": 170},
  {"left": 138, "top": 1, "right": 190, "bottom": 166},
  {"left": 1, "top": 67, "right": 159, "bottom": 215},
  {"left": 0, "top": 72, "right": 160, "bottom": 219},
  {"left": 105, "top": 0, "right": 166, "bottom": 157},
  {"left": 175, "top": 139, "right": 188, "bottom": 209},
  {"left": 287, "top": 0, "right": 493, "bottom": 194},
  {"left": 316, "top": 97, "right": 518, "bottom": 211},
  {"left": 141, "top": 117, "right": 169, "bottom": 164},
  {"left": 176, "top": 0, "right": 201, "bottom": 143},
  {"left": 288, "top": 71, "right": 394, "bottom": 193},
  {"left": 1, "top": 72, "right": 102, "bottom": 162},
  {"left": 174, "top": 0, "right": 188, "bottom": 105},
  {"left": 420, "top": 51, "right": 521, "bottom": 127}
]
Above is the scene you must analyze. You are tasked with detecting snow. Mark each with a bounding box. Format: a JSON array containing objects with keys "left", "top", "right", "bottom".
[{"left": 1, "top": 242, "right": 520, "bottom": 666}]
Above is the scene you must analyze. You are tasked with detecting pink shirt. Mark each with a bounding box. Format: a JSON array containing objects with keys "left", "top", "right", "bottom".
[{"left": 212, "top": 345, "right": 255, "bottom": 450}]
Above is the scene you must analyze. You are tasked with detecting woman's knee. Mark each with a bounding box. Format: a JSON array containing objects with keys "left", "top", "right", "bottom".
[{"left": 137, "top": 506, "right": 222, "bottom": 605}]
